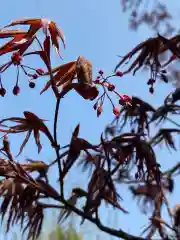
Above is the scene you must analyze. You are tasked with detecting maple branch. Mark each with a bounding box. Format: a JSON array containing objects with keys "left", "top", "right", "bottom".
[
  {"left": 24, "top": 174, "right": 144, "bottom": 240},
  {"left": 59, "top": 197, "right": 144, "bottom": 240},
  {"left": 163, "top": 162, "right": 180, "bottom": 177},
  {"left": 43, "top": 192, "right": 144, "bottom": 239},
  {"left": 47, "top": 58, "right": 64, "bottom": 197},
  {"left": 37, "top": 202, "right": 64, "bottom": 209},
  {"left": 166, "top": 116, "right": 180, "bottom": 129},
  {"left": 53, "top": 97, "right": 64, "bottom": 197},
  {"left": 117, "top": 179, "right": 145, "bottom": 184},
  {"left": 35, "top": 36, "right": 64, "bottom": 196},
  {"left": 40, "top": 38, "right": 65, "bottom": 197}
]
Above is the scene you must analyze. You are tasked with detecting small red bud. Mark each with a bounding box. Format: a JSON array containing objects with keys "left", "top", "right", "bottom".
[
  {"left": 0, "top": 87, "right": 6, "bottom": 97},
  {"left": 32, "top": 74, "right": 38, "bottom": 79},
  {"left": 97, "top": 76, "right": 101, "bottom": 79},
  {"left": 147, "top": 78, "right": 155, "bottom": 85},
  {"left": 171, "top": 55, "right": 177, "bottom": 60},
  {"left": 11, "top": 52, "right": 22, "bottom": 65},
  {"left": 98, "top": 70, "right": 104, "bottom": 75},
  {"left": 149, "top": 86, "right": 154, "bottom": 94},
  {"left": 93, "top": 102, "right": 98, "bottom": 110},
  {"left": 29, "top": 82, "right": 36, "bottom": 88},
  {"left": 116, "top": 71, "right": 123, "bottom": 77},
  {"left": 13, "top": 85, "right": 20, "bottom": 95},
  {"left": 122, "top": 95, "right": 132, "bottom": 101},
  {"left": 113, "top": 107, "right": 120, "bottom": 117},
  {"left": 119, "top": 95, "right": 132, "bottom": 105},
  {"left": 97, "top": 106, "right": 103, "bottom": 117},
  {"left": 108, "top": 84, "right": 115, "bottom": 91},
  {"left": 119, "top": 99, "right": 125, "bottom": 106},
  {"left": 36, "top": 68, "right": 44, "bottom": 75},
  {"left": 94, "top": 79, "right": 100, "bottom": 84}
]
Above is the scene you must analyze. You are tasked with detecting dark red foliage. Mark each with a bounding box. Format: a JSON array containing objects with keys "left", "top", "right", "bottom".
[{"left": 1, "top": 14, "right": 180, "bottom": 240}]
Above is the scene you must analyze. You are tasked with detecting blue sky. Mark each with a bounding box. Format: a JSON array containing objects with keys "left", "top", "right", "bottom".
[{"left": 0, "top": 0, "right": 180, "bottom": 239}]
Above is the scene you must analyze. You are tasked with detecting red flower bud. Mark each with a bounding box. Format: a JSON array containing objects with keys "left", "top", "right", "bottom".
[
  {"left": 108, "top": 84, "right": 115, "bottom": 91},
  {"left": 122, "top": 95, "right": 132, "bottom": 101},
  {"left": 147, "top": 78, "right": 155, "bottom": 85},
  {"left": 171, "top": 55, "right": 177, "bottom": 60},
  {"left": 93, "top": 102, "right": 98, "bottom": 110},
  {"left": 119, "top": 99, "right": 125, "bottom": 106},
  {"left": 98, "top": 70, "right": 104, "bottom": 75},
  {"left": 94, "top": 79, "right": 100, "bottom": 84},
  {"left": 149, "top": 86, "right": 154, "bottom": 94},
  {"left": 97, "top": 106, "right": 103, "bottom": 117},
  {"left": 119, "top": 95, "right": 132, "bottom": 105},
  {"left": 29, "top": 82, "right": 36, "bottom": 88},
  {"left": 116, "top": 71, "right": 123, "bottom": 77},
  {"left": 32, "top": 74, "right": 38, "bottom": 79},
  {"left": 0, "top": 87, "right": 6, "bottom": 97},
  {"left": 36, "top": 68, "right": 44, "bottom": 75},
  {"left": 13, "top": 85, "right": 20, "bottom": 95},
  {"left": 11, "top": 52, "right": 22, "bottom": 65},
  {"left": 113, "top": 107, "right": 120, "bottom": 117}
]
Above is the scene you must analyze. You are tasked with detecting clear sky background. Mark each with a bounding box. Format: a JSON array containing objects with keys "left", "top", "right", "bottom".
[{"left": 1, "top": 0, "right": 180, "bottom": 239}]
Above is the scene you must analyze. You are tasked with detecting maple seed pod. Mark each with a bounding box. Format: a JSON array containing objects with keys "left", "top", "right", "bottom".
[
  {"left": 36, "top": 68, "right": 44, "bottom": 75},
  {"left": 97, "top": 106, "right": 102, "bottom": 117},
  {"left": 13, "top": 85, "right": 20, "bottom": 95},
  {"left": 0, "top": 87, "right": 6, "bottom": 97},
  {"left": 29, "top": 82, "right": 36, "bottom": 88},
  {"left": 108, "top": 84, "right": 115, "bottom": 91},
  {"left": 116, "top": 71, "right": 123, "bottom": 77}
]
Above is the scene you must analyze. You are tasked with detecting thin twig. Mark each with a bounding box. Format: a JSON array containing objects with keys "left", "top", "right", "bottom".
[
  {"left": 163, "top": 162, "right": 180, "bottom": 177},
  {"left": 59, "top": 197, "right": 144, "bottom": 240},
  {"left": 54, "top": 98, "right": 64, "bottom": 197},
  {"left": 35, "top": 36, "right": 64, "bottom": 197},
  {"left": 37, "top": 202, "right": 64, "bottom": 209}
]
